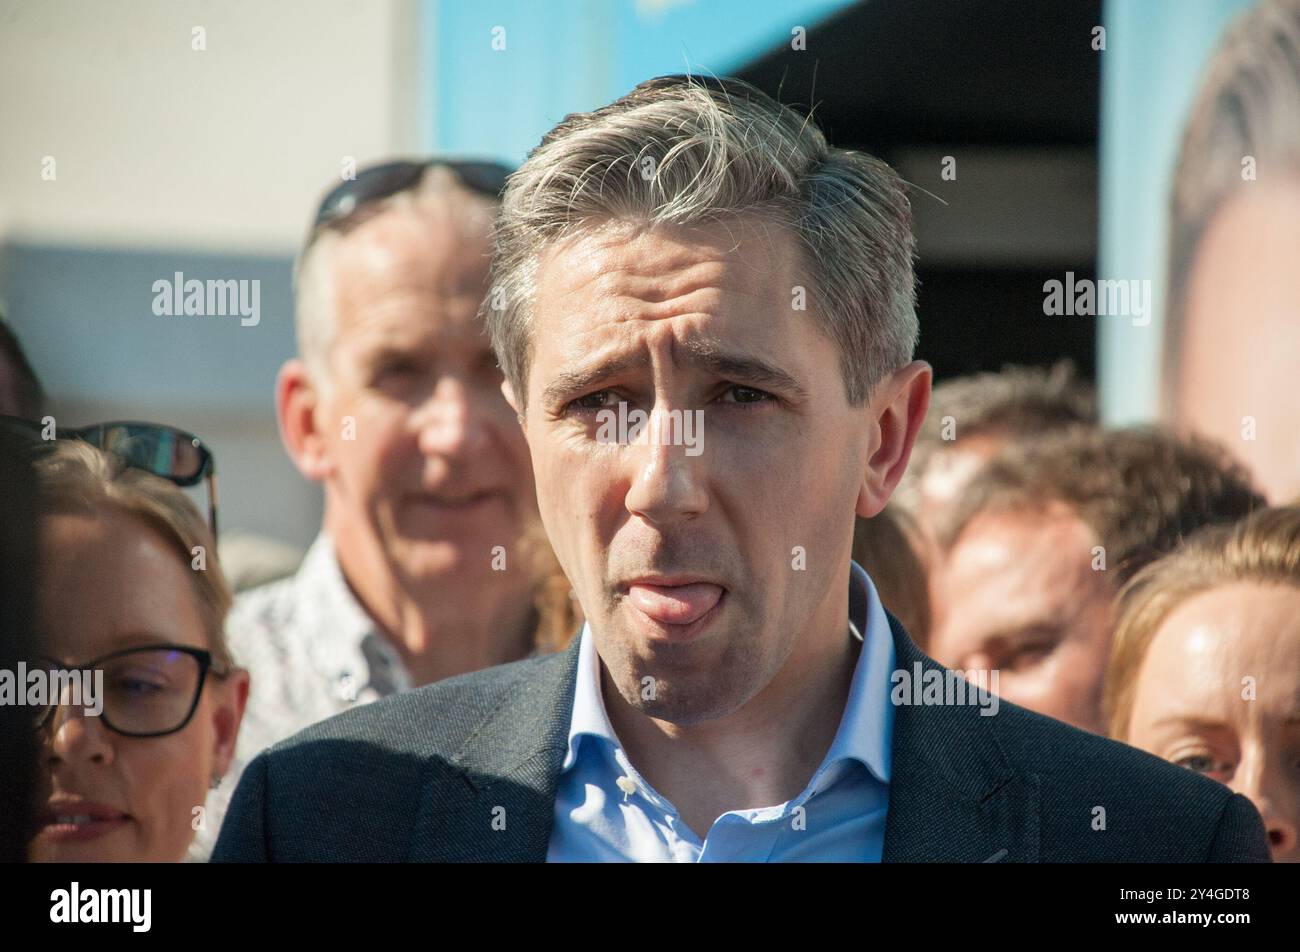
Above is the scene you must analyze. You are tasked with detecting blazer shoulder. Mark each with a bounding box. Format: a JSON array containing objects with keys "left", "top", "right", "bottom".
[
  {"left": 271, "top": 648, "right": 573, "bottom": 760},
  {"left": 887, "top": 618, "right": 1268, "bottom": 862},
  {"left": 987, "top": 701, "right": 1268, "bottom": 861},
  {"left": 213, "top": 649, "right": 575, "bottom": 862}
]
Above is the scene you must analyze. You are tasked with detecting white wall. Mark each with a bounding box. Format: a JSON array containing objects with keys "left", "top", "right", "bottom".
[
  {"left": 0, "top": 0, "right": 424, "bottom": 549},
  {"left": 0, "top": 0, "right": 422, "bottom": 253}
]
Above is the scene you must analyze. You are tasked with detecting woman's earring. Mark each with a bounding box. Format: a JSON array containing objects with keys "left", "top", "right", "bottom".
[{"left": 210, "top": 776, "right": 223, "bottom": 790}]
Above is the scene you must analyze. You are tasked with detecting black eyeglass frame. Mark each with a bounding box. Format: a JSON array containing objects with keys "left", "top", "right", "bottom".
[
  {"left": 32, "top": 644, "right": 230, "bottom": 739},
  {"left": 0, "top": 416, "right": 219, "bottom": 540}
]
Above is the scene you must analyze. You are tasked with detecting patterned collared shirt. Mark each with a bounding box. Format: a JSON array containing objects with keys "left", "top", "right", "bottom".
[{"left": 190, "top": 533, "right": 412, "bottom": 860}]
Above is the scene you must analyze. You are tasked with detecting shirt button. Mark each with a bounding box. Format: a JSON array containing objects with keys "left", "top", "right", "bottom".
[{"left": 615, "top": 775, "right": 638, "bottom": 801}]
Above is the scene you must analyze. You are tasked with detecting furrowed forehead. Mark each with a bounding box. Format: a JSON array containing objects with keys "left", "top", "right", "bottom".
[
  {"left": 533, "top": 214, "right": 798, "bottom": 298},
  {"left": 520, "top": 214, "right": 830, "bottom": 409}
]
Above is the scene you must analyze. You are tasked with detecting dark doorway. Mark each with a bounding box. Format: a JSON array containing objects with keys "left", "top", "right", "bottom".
[{"left": 737, "top": 0, "right": 1103, "bottom": 383}]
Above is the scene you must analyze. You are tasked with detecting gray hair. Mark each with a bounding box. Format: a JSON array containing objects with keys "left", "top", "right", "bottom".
[
  {"left": 484, "top": 75, "right": 918, "bottom": 408},
  {"left": 293, "top": 165, "right": 499, "bottom": 390}
]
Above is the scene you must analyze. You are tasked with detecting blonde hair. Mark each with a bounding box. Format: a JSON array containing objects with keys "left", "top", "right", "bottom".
[
  {"left": 486, "top": 74, "right": 917, "bottom": 409},
  {"left": 1104, "top": 506, "right": 1300, "bottom": 740},
  {"left": 32, "top": 440, "right": 235, "bottom": 671}
]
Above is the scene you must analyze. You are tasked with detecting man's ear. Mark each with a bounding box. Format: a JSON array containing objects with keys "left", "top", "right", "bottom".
[
  {"left": 276, "top": 359, "right": 333, "bottom": 482},
  {"left": 856, "top": 360, "right": 931, "bottom": 519},
  {"left": 501, "top": 377, "right": 524, "bottom": 426}
]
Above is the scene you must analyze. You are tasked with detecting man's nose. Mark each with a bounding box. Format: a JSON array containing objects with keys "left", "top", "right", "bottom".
[
  {"left": 416, "top": 375, "right": 491, "bottom": 457},
  {"left": 44, "top": 702, "right": 114, "bottom": 767},
  {"left": 1231, "top": 752, "right": 1299, "bottom": 860},
  {"left": 623, "top": 408, "right": 708, "bottom": 526}
]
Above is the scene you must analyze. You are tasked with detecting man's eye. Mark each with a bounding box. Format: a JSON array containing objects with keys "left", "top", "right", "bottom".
[
  {"left": 1174, "top": 753, "right": 1230, "bottom": 778},
  {"left": 720, "top": 385, "right": 774, "bottom": 405},
  {"left": 567, "top": 391, "right": 615, "bottom": 413},
  {"left": 1004, "top": 643, "right": 1052, "bottom": 672},
  {"left": 376, "top": 360, "right": 424, "bottom": 381}
]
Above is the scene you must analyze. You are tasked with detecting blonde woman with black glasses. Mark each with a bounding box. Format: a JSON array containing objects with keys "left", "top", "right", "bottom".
[{"left": 25, "top": 439, "right": 247, "bottom": 862}]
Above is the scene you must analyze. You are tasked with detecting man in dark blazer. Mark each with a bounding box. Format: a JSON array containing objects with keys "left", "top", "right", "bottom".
[
  {"left": 213, "top": 611, "right": 1267, "bottom": 861},
  {"left": 213, "top": 75, "right": 1269, "bottom": 862}
]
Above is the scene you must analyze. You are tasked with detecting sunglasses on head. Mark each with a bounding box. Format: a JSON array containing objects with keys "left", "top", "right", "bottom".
[
  {"left": 0, "top": 416, "right": 219, "bottom": 540},
  {"left": 309, "top": 158, "right": 514, "bottom": 241}
]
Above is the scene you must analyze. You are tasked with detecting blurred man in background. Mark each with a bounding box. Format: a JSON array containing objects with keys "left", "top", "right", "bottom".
[
  {"left": 196, "top": 159, "right": 574, "bottom": 857},
  {"left": 864, "top": 361, "right": 1098, "bottom": 649},
  {"left": 1164, "top": 0, "right": 1300, "bottom": 503},
  {"left": 891, "top": 361, "right": 1097, "bottom": 562},
  {"left": 928, "top": 427, "right": 1264, "bottom": 734}
]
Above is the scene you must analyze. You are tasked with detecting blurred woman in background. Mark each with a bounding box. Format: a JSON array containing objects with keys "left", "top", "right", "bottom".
[
  {"left": 28, "top": 440, "right": 247, "bottom": 862},
  {"left": 1106, "top": 506, "right": 1300, "bottom": 862}
]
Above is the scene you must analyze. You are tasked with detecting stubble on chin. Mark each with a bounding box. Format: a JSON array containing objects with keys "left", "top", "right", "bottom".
[{"left": 596, "top": 616, "right": 770, "bottom": 727}]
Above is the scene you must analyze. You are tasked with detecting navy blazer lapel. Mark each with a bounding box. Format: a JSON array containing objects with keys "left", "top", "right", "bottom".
[
  {"left": 409, "top": 637, "right": 581, "bottom": 862},
  {"left": 881, "top": 614, "right": 1041, "bottom": 862}
]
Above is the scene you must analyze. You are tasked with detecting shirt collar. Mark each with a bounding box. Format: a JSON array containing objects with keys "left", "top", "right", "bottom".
[
  {"left": 560, "top": 560, "right": 895, "bottom": 788},
  {"left": 812, "top": 559, "right": 894, "bottom": 787},
  {"left": 295, "top": 533, "right": 413, "bottom": 696},
  {"left": 561, "top": 614, "right": 614, "bottom": 771}
]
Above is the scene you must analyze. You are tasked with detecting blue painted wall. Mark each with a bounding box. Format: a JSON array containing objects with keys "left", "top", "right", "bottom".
[{"left": 422, "top": 0, "right": 855, "bottom": 163}]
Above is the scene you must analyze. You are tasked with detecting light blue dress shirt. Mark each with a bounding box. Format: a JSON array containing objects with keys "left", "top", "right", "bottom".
[{"left": 547, "top": 560, "right": 895, "bottom": 862}]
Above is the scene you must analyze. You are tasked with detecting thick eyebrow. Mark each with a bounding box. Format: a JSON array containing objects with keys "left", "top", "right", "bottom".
[
  {"left": 682, "top": 339, "right": 810, "bottom": 401},
  {"left": 541, "top": 352, "right": 652, "bottom": 407},
  {"left": 362, "top": 346, "right": 427, "bottom": 368},
  {"left": 540, "top": 340, "right": 809, "bottom": 407}
]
